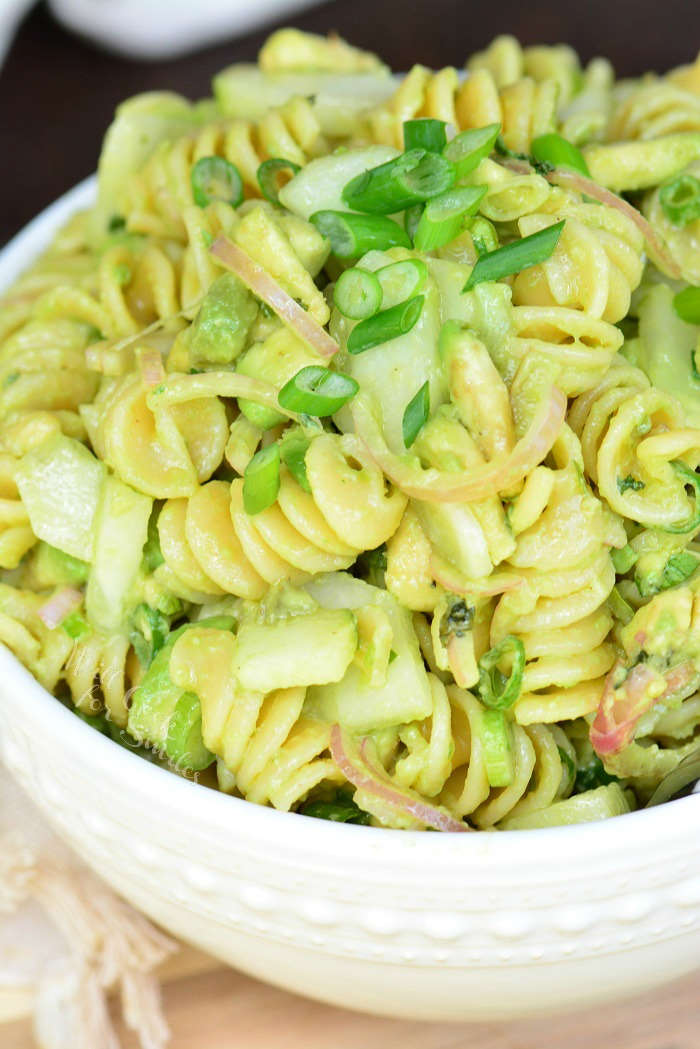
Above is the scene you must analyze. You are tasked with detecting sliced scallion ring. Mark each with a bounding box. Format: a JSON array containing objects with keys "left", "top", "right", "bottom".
[
  {"left": 347, "top": 295, "right": 424, "bottom": 355},
  {"left": 443, "top": 122, "right": 501, "bottom": 178},
  {"left": 257, "top": 157, "right": 301, "bottom": 204},
  {"left": 479, "top": 708, "right": 514, "bottom": 788},
  {"left": 403, "top": 118, "right": 447, "bottom": 153},
  {"left": 663, "top": 461, "right": 700, "bottom": 534},
  {"left": 342, "top": 149, "right": 456, "bottom": 214},
  {"left": 278, "top": 366, "right": 359, "bottom": 416},
  {"left": 402, "top": 380, "right": 430, "bottom": 448},
  {"left": 477, "top": 635, "right": 526, "bottom": 711},
  {"left": 530, "top": 133, "right": 591, "bottom": 177},
  {"left": 673, "top": 286, "right": 700, "bottom": 325},
  {"left": 413, "top": 184, "right": 487, "bottom": 251},
  {"left": 463, "top": 220, "right": 565, "bottom": 291},
  {"left": 191, "top": 156, "right": 244, "bottom": 209},
  {"left": 659, "top": 173, "right": 700, "bottom": 227},
  {"left": 334, "top": 267, "right": 383, "bottom": 319},
  {"left": 243, "top": 444, "right": 280, "bottom": 515},
  {"left": 310, "top": 210, "right": 411, "bottom": 259},
  {"left": 279, "top": 430, "right": 312, "bottom": 493},
  {"left": 375, "top": 258, "right": 427, "bottom": 309}
]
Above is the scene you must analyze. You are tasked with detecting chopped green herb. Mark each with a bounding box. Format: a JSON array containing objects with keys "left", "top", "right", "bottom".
[
  {"left": 2, "top": 372, "right": 19, "bottom": 388},
  {"left": 301, "top": 790, "right": 370, "bottom": 824},
  {"left": 617, "top": 475, "right": 645, "bottom": 494},
  {"left": 575, "top": 754, "right": 619, "bottom": 794},
  {"left": 440, "top": 598, "right": 475, "bottom": 643},
  {"left": 142, "top": 510, "right": 165, "bottom": 573},
  {"left": 129, "top": 603, "right": 171, "bottom": 667},
  {"left": 636, "top": 550, "right": 698, "bottom": 597},
  {"left": 352, "top": 545, "right": 387, "bottom": 589},
  {"left": 663, "top": 461, "right": 700, "bottom": 534},
  {"left": 62, "top": 610, "right": 91, "bottom": 641},
  {"left": 108, "top": 215, "right": 126, "bottom": 233}
]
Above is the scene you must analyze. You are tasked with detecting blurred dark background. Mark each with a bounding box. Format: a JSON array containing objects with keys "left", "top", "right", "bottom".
[{"left": 1, "top": 0, "right": 699, "bottom": 245}]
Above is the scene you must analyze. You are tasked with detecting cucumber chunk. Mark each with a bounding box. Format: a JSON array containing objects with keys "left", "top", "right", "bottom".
[
  {"left": 233, "top": 608, "right": 357, "bottom": 692},
  {"left": 15, "top": 435, "right": 106, "bottom": 561},
  {"left": 305, "top": 573, "right": 433, "bottom": 732},
  {"left": 86, "top": 476, "right": 152, "bottom": 633}
]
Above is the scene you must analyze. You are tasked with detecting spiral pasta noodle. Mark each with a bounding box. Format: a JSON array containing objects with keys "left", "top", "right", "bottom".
[{"left": 2, "top": 27, "right": 700, "bottom": 832}]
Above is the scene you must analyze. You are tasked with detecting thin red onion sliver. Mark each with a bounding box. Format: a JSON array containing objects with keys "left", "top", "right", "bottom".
[
  {"left": 547, "top": 168, "right": 683, "bottom": 280},
  {"left": 329, "top": 724, "right": 470, "bottom": 832},
  {"left": 138, "top": 348, "right": 166, "bottom": 388},
  {"left": 210, "top": 236, "right": 339, "bottom": 359},
  {"left": 351, "top": 386, "right": 566, "bottom": 503},
  {"left": 494, "top": 156, "right": 682, "bottom": 280},
  {"left": 591, "top": 660, "right": 696, "bottom": 756},
  {"left": 431, "top": 554, "right": 523, "bottom": 598},
  {"left": 38, "top": 587, "right": 83, "bottom": 630}
]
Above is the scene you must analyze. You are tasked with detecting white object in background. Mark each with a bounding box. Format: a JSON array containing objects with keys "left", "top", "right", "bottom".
[
  {"left": 0, "top": 0, "right": 35, "bottom": 68},
  {"left": 48, "top": 0, "right": 322, "bottom": 60}
]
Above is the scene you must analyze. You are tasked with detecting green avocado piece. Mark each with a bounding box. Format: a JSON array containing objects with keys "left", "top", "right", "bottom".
[{"left": 190, "top": 273, "right": 258, "bottom": 366}]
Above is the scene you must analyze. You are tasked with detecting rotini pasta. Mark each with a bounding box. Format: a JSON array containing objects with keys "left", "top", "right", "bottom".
[{"left": 2, "top": 29, "right": 700, "bottom": 832}]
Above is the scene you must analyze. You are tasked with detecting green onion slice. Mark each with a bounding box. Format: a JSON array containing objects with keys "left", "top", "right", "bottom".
[
  {"left": 463, "top": 220, "right": 565, "bottom": 291},
  {"left": 402, "top": 380, "right": 430, "bottom": 448},
  {"left": 278, "top": 365, "right": 359, "bottom": 417},
  {"left": 663, "top": 461, "right": 700, "bottom": 534},
  {"left": 191, "top": 156, "right": 244, "bottom": 209},
  {"left": 611, "top": 543, "right": 638, "bottom": 574},
  {"left": 310, "top": 210, "right": 410, "bottom": 259},
  {"left": 608, "top": 586, "right": 634, "bottom": 626},
  {"left": 413, "top": 185, "right": 487, "bottom": 251},
  {"left": 479, "top": 708, "right": 514, "bottom": 788},
  {"left": 673, "top": 286, "right": 700, "bottom": 325},
  {"left": 279, "top": 429, "right": 312, "bottom": 493},
  {"left": 477, "top": 635, "right": 526, "bottom": 711},
  {"left": 347, "top": 295, "right": 424, "bottom": 355},
  {"left": 403, "top": 118, "right": 448, "bottom": 153},
  {"left": 257, "top": 157, "right": 301, "bottom": 204},
  {"left": 243, "top": 444, "right": 280, "bottom": 515},
  {"left": 659, "top": 173, "right": 700, "bottom": 227},
  {"left": 334, "top": 267, "right": 383, "bottom": 319},
  {"left": 443, "top": 122, "right": 501, "bottom": 179},
  {"left": 531, "top": 133, "right": 591, "bottom": 177},
  {"left": 62, "top": 610, "right": 91, "bottom": 641},
  {"left": 375, "top": 258, "right": 427, "bottom": 308},
  {"left": 342, "top": 149, "right": 456, "bottom": 214},
  {"left": 404, "top": 204, "right": 424, "bottom": 241}
]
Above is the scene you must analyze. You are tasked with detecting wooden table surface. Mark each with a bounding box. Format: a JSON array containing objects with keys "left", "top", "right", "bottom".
[
  {"left": 2, "top": 945, "right": 700, "bottom": 1049},
  {"left": 2, "top": 2, "right": 700, "bottom": 1047}
]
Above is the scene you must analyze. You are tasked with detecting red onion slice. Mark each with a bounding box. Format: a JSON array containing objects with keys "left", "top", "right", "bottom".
[
  {"left": 37, "top": 587, "right": 83, "bottom": 630},
  {"left": 546, "top": 168, "right": 683, "bottom": 280},
  {"left": 351, "top": 386, "right": 566, "bottom": 503},
  {"left": 210, "top": 235, "right": 339, "bottom": 359},
  {"left": 494, "top": 156, "right": 682, "bottom": 280},
  {"left": 591, "top": 659, "right": 697, "bottom": 756},
  {"left": 137, "top": 348, "right": 165, "bottom": 388},
  {"left": 431, "top": 553, "right": 523, "bottom": 598},
  {"left": 329, "top": 724, "right": 470, "bottom": 832}
]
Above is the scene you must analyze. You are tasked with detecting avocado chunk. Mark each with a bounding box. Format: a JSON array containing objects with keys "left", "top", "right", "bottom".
[{"left": 190, "top": 273, "right": 258, "bottom": 366}]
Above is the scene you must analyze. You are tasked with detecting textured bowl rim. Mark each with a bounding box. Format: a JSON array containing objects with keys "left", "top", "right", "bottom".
[{"left": 1, "top": 175, "right": 699, "bottom": 865}]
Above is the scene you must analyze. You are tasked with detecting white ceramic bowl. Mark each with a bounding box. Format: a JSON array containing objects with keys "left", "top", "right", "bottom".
[{"left": 1, "top": 182, "right": 700, "bottom": 1022}]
